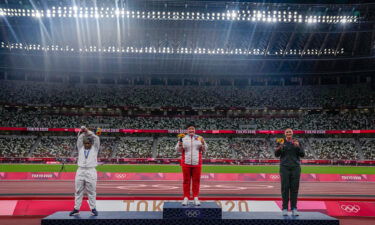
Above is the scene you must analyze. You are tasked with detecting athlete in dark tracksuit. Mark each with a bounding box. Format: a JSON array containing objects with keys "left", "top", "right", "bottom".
[{"left": 275, "top": 128, "right": 305, "bottom": 214}]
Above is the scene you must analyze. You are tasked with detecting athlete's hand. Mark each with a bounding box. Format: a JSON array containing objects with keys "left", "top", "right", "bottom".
[
  {"left": 198, "top": 136, "right": 205, "bottom": 145},
  {"left": 80, "top": 126, "right": 87, "bottom": 133}
]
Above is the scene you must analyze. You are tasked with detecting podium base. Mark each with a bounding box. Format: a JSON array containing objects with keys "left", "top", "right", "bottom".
[{"left": 42, "top": 211, "right": 339, "bottom": 225}]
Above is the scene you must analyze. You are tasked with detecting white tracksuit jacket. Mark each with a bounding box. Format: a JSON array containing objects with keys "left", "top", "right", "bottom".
[{"left": 175, "top": 134, "right": 208, "bottom": 166}]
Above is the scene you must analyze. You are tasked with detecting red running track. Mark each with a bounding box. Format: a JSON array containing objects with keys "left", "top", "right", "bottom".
[{"left": 1, "top": 180, "right": 375, "bottom": 201}]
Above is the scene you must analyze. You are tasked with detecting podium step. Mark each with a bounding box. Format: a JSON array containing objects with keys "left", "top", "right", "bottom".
[{"left": 163, "top": 202, "right": 222, "bottom": 219}]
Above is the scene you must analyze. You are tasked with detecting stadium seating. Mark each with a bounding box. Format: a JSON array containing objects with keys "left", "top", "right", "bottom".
[
  {"left": 0, "top": 81, "right": 374, "bottom": 109},
  {"left": 309, "top": 138, "right": 359, "bottom": 160},
  {"left": 0, "top": 108, "right": 372, "bottom": 130},
  {"left": 231, "top": 138, "right": 271, "bottom": 159},
  {"left": 116, "top": 138, "right": 153, "bottom": 158},
  {"left": 0, "top": 136, "right": 37, "bottom": 157},
  {"left": 359, "top": 139, "right": 375, "bottom": 160},
  {"left": 0, "top": 81, "right": 374, "bottom": 161},
  {"left": 0, "top": 135, "right": 372, "bottom": 160}
]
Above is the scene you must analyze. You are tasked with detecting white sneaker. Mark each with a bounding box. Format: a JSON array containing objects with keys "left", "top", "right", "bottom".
[
  {"left": 193, "top": 197, "right": 201, "bottom": 206},
  {"left": 182, "top": 197, "right": 189, "bottom": 206},
  {"left": 282, "top": 209, "right": 288, "bottom": 216},
  {"left": 292, "top": 209, "right": 299, "bottom": 216}
]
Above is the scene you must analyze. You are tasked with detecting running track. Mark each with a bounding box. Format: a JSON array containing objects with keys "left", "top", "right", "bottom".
[{"left": 1, "top": 180, "right": 374, "bottom": 201}]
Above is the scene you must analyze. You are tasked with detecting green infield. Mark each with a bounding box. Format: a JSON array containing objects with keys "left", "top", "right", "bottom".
[{"left": 0, "top": 164, "right": 374, "bottom": 174}]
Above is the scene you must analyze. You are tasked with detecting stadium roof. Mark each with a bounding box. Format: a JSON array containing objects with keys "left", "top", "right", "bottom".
[{"left": 0, "top": 0, "right": 374, "bottom": 76}]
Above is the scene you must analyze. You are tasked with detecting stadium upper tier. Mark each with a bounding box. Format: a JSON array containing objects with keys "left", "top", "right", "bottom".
[
  {"left": 0, "top": 80, "right": 374, "bottom": 109},
  {"left": 0, "top": 79, "right": 374, "bottom": 130}
]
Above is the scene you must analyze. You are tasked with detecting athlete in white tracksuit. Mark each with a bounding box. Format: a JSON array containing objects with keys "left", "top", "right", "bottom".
[{"left": 70, "top": 127, "right": 99, "bottom": 216}]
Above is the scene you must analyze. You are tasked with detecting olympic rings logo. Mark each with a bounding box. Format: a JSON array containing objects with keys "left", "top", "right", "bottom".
[
  {"left": 270, "top": 175, "right": 280, "bottom": 180},
  {"left": 184, "top": 210, "right": 201, "bottom": 218},
  {"left": 115, "top": 174, "right": 127, "bottom": 179},
  {"left": 340, "top": 205, "right": 360, "bottom": 213}
]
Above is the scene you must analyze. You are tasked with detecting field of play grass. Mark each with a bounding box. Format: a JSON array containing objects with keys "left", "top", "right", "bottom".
[{"left": 0, "top": 164, "right": 374, "bottom": 174}]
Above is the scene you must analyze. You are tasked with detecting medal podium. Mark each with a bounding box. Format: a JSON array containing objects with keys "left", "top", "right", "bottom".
[
  {"left": 42, "top": 202, "right": 339, "bottom": 225},
  {"left": 163, "top": 202, "right": 222, "bottom": 219}
]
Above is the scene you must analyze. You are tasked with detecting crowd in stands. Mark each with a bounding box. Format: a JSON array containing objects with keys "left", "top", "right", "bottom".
[
  {"left": 0, "top": 108, "right": 372, "bottom": 130},
  {"left": 0, "top": 136, "right": 36, "bottom": 157},
  {"left": 359, "top": 139, "right": 375, "bottom": 160},
  {"left": 0, "top": 136, "right": 371, "bottom": 161},
  {"left": 156, "top": 138, "right": 178, "bottom": 158},
  {"left": 309, "top": 139, "right": 359, "bottom": 160},
  {"left": 98, "top": 138, "right": 116, "bottom": 158},
  {"left": 0, "top": 81, "right": 374, "bottom": 161},
  {"left": 299, "top": 139, "right": 315, "bottom": 159},
  {"left": 204, "top": 139, "right": 232, "bottom": 159},
  {"left": 115, "top": 138, "right": 153, "bottom": 158},
  {"left": 33, "top": 137, "right": 74, "bottom": 157},
  {"left": 231, "top": 139, "right": 271, "bottom": 159},
  {"left": 0, "top": 81, "right": 374, "bottom": 108}
]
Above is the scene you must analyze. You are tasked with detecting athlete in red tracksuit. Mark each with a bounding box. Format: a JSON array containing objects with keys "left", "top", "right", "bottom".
[{"left": 175, "top": 125, "right": 207, "bottom": 206}]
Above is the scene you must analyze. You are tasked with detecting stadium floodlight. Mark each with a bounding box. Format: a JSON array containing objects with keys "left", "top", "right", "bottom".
[{"left": 0, "top": 42, "right": 345, "bottom": 56}]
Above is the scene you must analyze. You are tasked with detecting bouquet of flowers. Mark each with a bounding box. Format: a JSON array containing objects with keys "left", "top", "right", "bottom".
[
  {"left": 95, "top": 128, "right": 102, "bottom": 136},
  {"left": 276, "top": 138, "right": 285, "bottom": 144},
  {"left": 177, "top": 133, "right": 186, "bottom": 139}
]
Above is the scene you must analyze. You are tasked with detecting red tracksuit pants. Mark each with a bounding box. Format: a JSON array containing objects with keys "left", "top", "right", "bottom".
[{"left": 182, "top": 166, "right": 202, "bottom": 198}]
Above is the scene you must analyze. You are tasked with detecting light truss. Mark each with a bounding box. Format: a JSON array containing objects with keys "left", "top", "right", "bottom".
[{"left": 0, "top": 7, "right": 358, "bottom": 24}]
